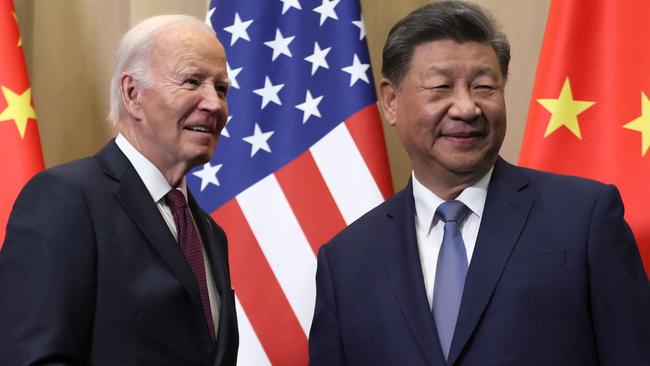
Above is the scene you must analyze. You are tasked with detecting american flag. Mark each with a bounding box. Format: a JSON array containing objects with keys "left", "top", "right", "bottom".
[{"left": 194, "top": 1, "right": 393, "bottom": 364}]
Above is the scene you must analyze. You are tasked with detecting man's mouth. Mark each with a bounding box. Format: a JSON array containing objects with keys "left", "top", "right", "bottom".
[
  {"left": 186, "top": 125, "right": 216, "bottom": 133},
  {"left": 442, "top": 131, "right": 483, "bottom": 139},
  {"left": 440, "top": 130, "right": 486, "bottom": 147}
]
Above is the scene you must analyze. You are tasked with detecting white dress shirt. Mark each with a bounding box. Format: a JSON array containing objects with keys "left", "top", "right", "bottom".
[
  {"left": 412, "top": 168, "right": 493, "bottom": 308},
  {"left": 115, "top": 134, "right": 220, "bottom": 335}
]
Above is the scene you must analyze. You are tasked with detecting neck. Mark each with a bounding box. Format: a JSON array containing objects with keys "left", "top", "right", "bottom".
[
  {"left": 414, "top": 175, "right": 469, "bottom": 200},
  {"left": 117, "top": 123, "right": 189, "bottom": 188},
  {"left": 413, "top": 164, "right": 493, "bottom": 201}
]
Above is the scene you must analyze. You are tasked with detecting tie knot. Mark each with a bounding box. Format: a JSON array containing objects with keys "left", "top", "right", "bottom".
[
  {"left": 166, "top": 189, "right": 188, "bottom": 211},
  {"left": 436, "top": 200, "right": 470, "bottom": 223}
]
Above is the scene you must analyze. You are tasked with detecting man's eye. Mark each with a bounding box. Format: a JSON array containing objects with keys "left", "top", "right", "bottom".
[
  {"left": 425, "top": 84, "right": 449, "bottom": 93},
  {"left": 184, "top": 78, "right": 200, "bottom": 86},
  {"left": 216, "top": 84, "right": 229, "bottom": 97},
  {"left": 474, "top": 84, "right": 495, "bottom": 90}
]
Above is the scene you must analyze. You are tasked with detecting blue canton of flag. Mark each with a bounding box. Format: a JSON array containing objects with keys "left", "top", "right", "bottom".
[
  {"left": 193, "top": 0, "right": 376, "bottom": 210},
  {"left": 193, "top": 1, "right": 392, "bottom": 365}
]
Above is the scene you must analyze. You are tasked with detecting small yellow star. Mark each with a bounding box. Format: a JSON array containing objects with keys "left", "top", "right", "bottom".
[
  {"left": 623, "top": 92, "right": 650, "bottom": 157},
  {"left": 537, "top": 77, "right": 595, "bottom": 139},
  {"left": 0, "top": 86, "right": 37, "bottom": 139},
  {"left": 13, "top": 12, "right": 22, "bottom": 47}
]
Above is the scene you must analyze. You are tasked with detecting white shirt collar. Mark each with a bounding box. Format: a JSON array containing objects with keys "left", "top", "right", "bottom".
[
  {"left": 412, "top": 166, "right": 493, "bottom": 237},
  {"left": 115, "top": 133, "right": 187, "bottom": 202}
]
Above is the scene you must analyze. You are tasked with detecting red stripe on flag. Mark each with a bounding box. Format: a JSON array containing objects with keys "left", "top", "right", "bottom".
[
  {"left": 345, "top": 103, "right": 394, "bottom": 199},
  {"left": 276, "top": 151, "right": 347, "bottom": 254},
  {"left": 212, "top": 200, "right": 308, "bottom": 365}
]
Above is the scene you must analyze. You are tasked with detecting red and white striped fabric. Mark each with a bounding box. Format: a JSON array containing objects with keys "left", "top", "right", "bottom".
[
  {"left": 202, "top": 1, "right": 394, "bottom": 363},
  {"left": 213, "top": 105, "right": 392, "bottom": 365}
]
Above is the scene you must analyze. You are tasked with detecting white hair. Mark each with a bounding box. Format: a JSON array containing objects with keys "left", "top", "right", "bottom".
[{"left": 108, "top": 14, "right": 216, "bottom": 125}]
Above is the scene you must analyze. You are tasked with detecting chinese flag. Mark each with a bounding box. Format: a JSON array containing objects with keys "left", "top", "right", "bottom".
[
  {"left": 520, "top": 0, "right": 650, "bottom": 272},
  {"left": 0, "top": 1, "right": 44, "bottom": 247}
]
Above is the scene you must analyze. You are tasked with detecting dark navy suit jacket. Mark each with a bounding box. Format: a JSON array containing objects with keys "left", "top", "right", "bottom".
[
  {"left": 0, "top": 141, "right": 238, "bottom": 366},
  {"left": 309, "top": 158, "right": 650, "bottom": 365}
]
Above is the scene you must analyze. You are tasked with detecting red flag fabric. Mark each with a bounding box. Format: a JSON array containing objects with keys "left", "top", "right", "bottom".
[
  {"left": 520, "top": 0, "right": 650, "bottom": 272},
  {"left": 0, "top": 1, "right": 44, "bottom": 247}
]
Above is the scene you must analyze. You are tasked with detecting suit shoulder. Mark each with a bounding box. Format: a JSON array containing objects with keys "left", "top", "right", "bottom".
[
  {"left": 514, "top": 164, "right": 612, "bottom": 197},
  {"left": 21, "top": 157, "right": 101, "bottom": 196},
  {"left": 11, "top": 157, "right": 105, "bottom": 218},
  {"left": 324, "top": 188, "right": 408, "bottom": 253}
]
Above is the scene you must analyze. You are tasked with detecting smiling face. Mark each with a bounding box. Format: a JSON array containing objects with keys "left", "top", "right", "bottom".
[
  {"left": 124, "top": 26, "right": 229, "bottom": 182},
  {"left": 381, "top": 40, "right": 506, "bottom": 197}
]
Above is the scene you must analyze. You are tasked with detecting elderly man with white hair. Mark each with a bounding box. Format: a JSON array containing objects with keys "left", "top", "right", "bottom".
[{"left": 0, "top": 14, "right": 238, "bottom": 366}]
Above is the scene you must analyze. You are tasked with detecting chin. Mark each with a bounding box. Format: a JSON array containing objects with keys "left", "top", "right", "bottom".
[
  {"left": 186, "top": 149, "right": 214, "bottom": 168},
  {"left": 197, "top": 153, "right": 213, "bottom": 165},
  {"left": 445, "top": 154, "right": 493, "bottom": 176}
]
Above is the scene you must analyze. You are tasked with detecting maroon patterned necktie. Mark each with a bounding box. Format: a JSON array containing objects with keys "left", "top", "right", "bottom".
[{"left": 166, "top": 189, "right": 216, "bottom": 342}]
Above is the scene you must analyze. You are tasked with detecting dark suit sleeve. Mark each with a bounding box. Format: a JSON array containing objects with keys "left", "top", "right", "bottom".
[
  {"left": 587, "top": 185, "right": 650, "bottom": 365},
  {"left": 0, "top": 171, "right": 96, "bottom": 365},
  {"left": 309, "top": 244, "right": 346, "bottom": 366}
]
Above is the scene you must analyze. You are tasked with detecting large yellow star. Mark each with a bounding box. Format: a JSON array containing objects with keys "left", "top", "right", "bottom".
[
  {"left": 537, "top": 77, "right": 595, "bottom": 139},
  {"left": 0, "top": 86, "right": 37, "bottom": 139},
  {"left": 623, "top": 92, "right": 650, "bottom": 157}
]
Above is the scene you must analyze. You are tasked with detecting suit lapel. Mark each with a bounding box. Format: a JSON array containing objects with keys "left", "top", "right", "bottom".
[
  {"left": 96, "top": 141, "right": 205, "bottom": 320},
  {"left": 381, "top": 182, "right": 446, "bottom": 365},
  {"left": 189, "top": 194, "right": 235, "bottom": 364},
  {"left": 189, "top": 194, "right": 227, "bottom": 294},
  {"left": 447, "top": 158, "right": 534, "bottom": 365}
]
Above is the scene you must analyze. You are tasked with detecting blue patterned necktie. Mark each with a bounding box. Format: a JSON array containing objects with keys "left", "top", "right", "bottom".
[{"left": 432, "top": 200, "right": 470, "bottom": 360}]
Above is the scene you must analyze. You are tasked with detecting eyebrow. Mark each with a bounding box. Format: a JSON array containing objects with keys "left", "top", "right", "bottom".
[
  {"left": 176, "top": 66, "right": 202, "bottom": 77},
  {"left": 472, "top": 66, "right": 499, "bottom": 79},
  {"left": 423, "top": 65, "right": 499, "bottom": 79},
  {"left": 425, "top": 65, "right": 452, "bottom": 78},
  {"left": 176, "top": 68, "right": 230, "bottom": 85}
]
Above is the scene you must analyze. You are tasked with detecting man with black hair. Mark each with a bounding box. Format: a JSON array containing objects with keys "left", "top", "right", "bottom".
[{"left": 309, "top": 1, "right": 650, "bottom": 365}]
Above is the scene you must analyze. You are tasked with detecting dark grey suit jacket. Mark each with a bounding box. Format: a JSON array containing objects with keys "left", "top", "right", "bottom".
[{"left": 0, "top": 140, "right": 238, "bottom": 366}]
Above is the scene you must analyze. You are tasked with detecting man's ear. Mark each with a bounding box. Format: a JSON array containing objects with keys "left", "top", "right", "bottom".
[
  {"left": 379, "top": 78, "right": 398, "bottom": 126},
  {"left": 120, "top": 73, "right": 143, "bottom": 120}
]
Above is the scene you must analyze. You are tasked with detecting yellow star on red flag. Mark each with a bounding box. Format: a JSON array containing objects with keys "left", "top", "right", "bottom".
[
  {"left": 537, "top": 77, "right": 595, "bottom": 139},
  {"left": 623, "top": 92, "right": 650, "bottom": 157},
  {"left": 520, "top": 0, "right": 650, "bottom": 274},
  {"left": 0, "top": 86, "right": 37, "bottom": 139},
  {"left": 1, "top": 0, "right": 45, "bottom": 247}
]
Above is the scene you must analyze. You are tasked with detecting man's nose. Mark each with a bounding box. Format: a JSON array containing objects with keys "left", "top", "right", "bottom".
[
  {"left": 198, "top": 85, "right": 224, "bottom": 113},
  {"left": 447, "top": 89, "right": 481, "bottom": 121}
]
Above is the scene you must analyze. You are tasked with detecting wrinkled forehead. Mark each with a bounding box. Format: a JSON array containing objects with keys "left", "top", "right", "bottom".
[
  {"left": 150, "top": 25, "right": 226, "bottom": 69},
  {"left": 409, "top": 40, "right": 503, "bottom": 79}
]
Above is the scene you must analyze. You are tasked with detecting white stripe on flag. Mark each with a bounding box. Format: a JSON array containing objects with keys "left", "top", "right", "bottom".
[
  {"left": 236, "top": 174, "right": 317, "bottom": 335},
  {"left": 311, "top": 123, "right": 384, "bottom": 224},
  {"left": 235, "top": 296, "right": 270, "bottom": 366}
]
